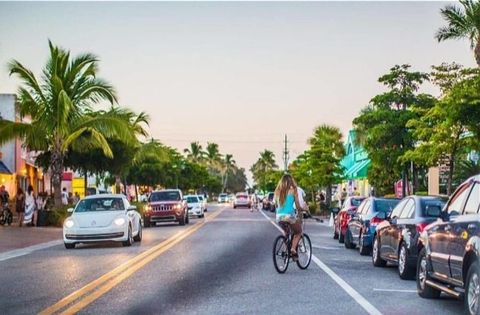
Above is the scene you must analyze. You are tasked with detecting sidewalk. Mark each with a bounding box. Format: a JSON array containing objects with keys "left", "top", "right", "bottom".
[{"left": 0, "top": 225, "right": 62, "bottom": 254}]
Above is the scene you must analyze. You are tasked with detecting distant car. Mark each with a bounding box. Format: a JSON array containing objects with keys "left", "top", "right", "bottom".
[
  {"left": 63, "top": 194, "right": 142, "bottom": 249},
  {"left": 184, "top": 195, "right": 204, "bottom": 218},
  {"left": 262, "top": 192, "right": 276, "bottom": 212},
  {"left": 373, "top": 196, "right": 447, "bottom": 279},
  {"left": 218, "top": 193, "right": 228, "bottom": 203},
  {"left": 416, "top": 175, "right": 480, "bottom": 314},
  {"left": 233, "top": 192, "right": 251, "bottom": 209},
  {"left": 197, "top": 195, "right": 207, "bottom": 212},
  {"left": 143, "top": 189, "right": 189, "bottom": 227},
  {"left": 345, "top": 197, "right": 400, "bottom": 255},
  {"left": 333, "top": 197, "right": 366, "bottom": 243}
]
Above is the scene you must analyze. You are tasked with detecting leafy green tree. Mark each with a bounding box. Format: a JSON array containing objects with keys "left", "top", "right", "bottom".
[
  {"left": 353, "top": 65, "right": 432, "bottom": 196},
  {"left": 404, "top": 64, "right": 478, "bottom": 195},
  {"left": 0, "top": 42, "right": 136, "bottom": 206},
  {"left": 436, "top": 0, "right": 480, "bottom": 66}
]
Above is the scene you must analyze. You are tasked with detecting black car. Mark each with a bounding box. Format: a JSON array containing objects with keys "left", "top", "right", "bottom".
[
  {"left": 417, "top": 175, "right": 480, "bottom": 315},
  {"left": 372, "top": 196, "right": 447, "bottom": 279},
  {"left": 345, "top": 197, "right": 400, "bottom": 255}
]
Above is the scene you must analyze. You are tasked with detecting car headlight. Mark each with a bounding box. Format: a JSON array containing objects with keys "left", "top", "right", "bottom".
[
  {"left": 64, "top": 219, "right": 74, "bottom": 228},
  {"left": 144, "top": 205, "right": 152, "bottom": 212},
  {"left": 174, "top": 203, "right": 183, "bottom": 210},
  {"left": 114, "top": 217, "right": 126, "bottom": 226}
]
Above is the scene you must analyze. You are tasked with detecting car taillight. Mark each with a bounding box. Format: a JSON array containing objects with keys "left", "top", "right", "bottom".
[
  {"left": 416, "top": 222, "right": 429, "bottom": 233},
  {"left": 370, "top": 216, "right": 383, "bottom": 224}
]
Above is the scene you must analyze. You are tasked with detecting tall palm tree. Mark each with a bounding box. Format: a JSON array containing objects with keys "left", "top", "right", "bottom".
[
  {"left": 184, "top": 141, "right": 204, "bottom": 163},
  {"left": 436, "top": 0, "right": 480, "bottom": 66},
  {"left": 221, "top": 154, "right": 236, "bottom": 192},
  {"left": 250, "top": 150, "right": 278, "bottom": 191},
  {"left": 0, "top": 41, "right": 137, "bottom": 206},
  {"left": 205, "top": 142, "right": 222, "bottom": 173}
]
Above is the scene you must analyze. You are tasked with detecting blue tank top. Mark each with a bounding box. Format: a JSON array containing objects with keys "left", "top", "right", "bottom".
[{"left": 276, "top": 193, "right": 296, "bottom": 223}]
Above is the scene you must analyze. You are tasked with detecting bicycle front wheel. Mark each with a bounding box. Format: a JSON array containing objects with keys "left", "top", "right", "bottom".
[
  {"left": 296, "top": 234, "right": 312, "bottom": 270},
  {"left": 273, "top": 235, "right": 289, "bottom": 273}
]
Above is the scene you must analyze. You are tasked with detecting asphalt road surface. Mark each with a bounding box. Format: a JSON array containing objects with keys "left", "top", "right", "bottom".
[{"left": 0, "top": 204, "right": 465, "bottom": 314}]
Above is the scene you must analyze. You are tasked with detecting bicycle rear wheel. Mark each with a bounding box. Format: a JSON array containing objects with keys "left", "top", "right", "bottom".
[
  {"left": 296, "top": 234, "right": 312, "bottom": 270},
  {"left": 273, "top": 235, "right": 290, "bottom": 273}
]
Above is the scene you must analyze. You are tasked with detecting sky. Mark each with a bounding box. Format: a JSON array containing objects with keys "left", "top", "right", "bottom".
[{"left": 0, "top": 1, "right": 476, "bottom": 184}]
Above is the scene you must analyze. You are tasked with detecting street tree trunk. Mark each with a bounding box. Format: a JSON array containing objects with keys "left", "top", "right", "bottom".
[
  {"left": 51, "top": 147, "right": 64, "bottom": 208},
  {"left": 475, "top": 40, "right": 480, "bottom": 67}
]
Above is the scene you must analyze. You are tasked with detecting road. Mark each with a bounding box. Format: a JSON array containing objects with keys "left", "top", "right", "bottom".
[{"left": 0, "top": 204, "right": 464, "bottom": 314}]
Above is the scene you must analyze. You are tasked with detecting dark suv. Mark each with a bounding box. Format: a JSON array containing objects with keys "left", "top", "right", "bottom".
[
  {"left": 417, "top": 175, "right": 480, "bottom": 315},
  {"left": 143, "top": 189, "right": 189, "bottom": 227}
]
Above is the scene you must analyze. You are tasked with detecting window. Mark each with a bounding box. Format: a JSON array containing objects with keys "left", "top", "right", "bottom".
[
  {"left": 150, "top": 191, "right": 181, "bottom": 202},
  {"left": 75, "top": 197, "right": 125, "bottom": 212},
  {"left": 186, "top": 196, "right": 199, "bottom": 203},
  {"left": 421, "top": 198, "right": 446, "bottom": 217},
  {"left": 446, "top": 183, "right": 472, "bottom": 214},
  {"left": 464, "top": 183, "right": 480, "bottom": 215},
  {"left": 375, "top": 199, "right": 400, "bottom": 214},
  {"left": 351, "top": 198, "right": 364, "bottom": 207},
  {"left": 400, "top": 199, "right": 415, "bottom": 219},
  {"left": 390, "top": 198, "right": 408, "bottom": 219}
]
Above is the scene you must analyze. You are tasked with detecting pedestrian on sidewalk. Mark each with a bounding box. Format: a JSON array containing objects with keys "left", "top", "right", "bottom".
[
  {"left": 24, "top": 185, "right": 36, "bottom": 226},
  {"left": 16, "top": 187, "right": 25, "bottom": 227},
  {"left": 61, "top": 188, "right": 68, "bottom": 205}
]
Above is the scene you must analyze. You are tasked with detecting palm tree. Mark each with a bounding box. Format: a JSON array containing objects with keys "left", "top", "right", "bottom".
[
  {"left": 221, "top": 154, "right": 236, "bottom": 192},
  {"left": 184, "top": 142, "right": 204, "bottom": 163},
  {"left": 250, "top": 150, "right": 278, "bottom": 191},
  {"left": 205, "top": 142, "right": 222, "bottom": 173},
  {"left": 0, "top": 41, "right": 137, "bottom": 206},
  {"left": 436, "top": 0, "right": 480, "bottom": 66}
]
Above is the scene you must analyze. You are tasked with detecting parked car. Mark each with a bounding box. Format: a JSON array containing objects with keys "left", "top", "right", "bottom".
[
  {"left": 345, "top": 197, "right": 400, "bottom": 255},
  {"left": 184, "top": 195, "right": 205, "bottom": 218},
  {"left": 143, "top": 189, "right": 189, "bottom": 227},
  {"left": 233, "top": 192, "right": 251, "bottom": 209},
  {"left": 333, "top": 196, "right": 366, "bottom": 243},
  {"left": 218, "top": 193, "right": 228, "bottom": 203},
  {"left": 63, "top": 194, "right": 142, "bottom": 249},
  {"left": 372, "top": 196, "right": 447, "bottom": 279},
  {"left": 416, "top": 175, "right": 480, "bottom": 315},
  {"left": 197, "top": 195, "right": 207, "bottom": 212},
  {"left": 262, "top": 192, "right": 276, "bottom": 212}
]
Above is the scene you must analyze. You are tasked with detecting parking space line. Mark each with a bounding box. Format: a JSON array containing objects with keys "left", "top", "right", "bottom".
[
  {"left": 373, "top": 288, "right": 417, "bottom": 293},
  {"left": 260, "top": 210, "right": 382, "bottom": 315}
]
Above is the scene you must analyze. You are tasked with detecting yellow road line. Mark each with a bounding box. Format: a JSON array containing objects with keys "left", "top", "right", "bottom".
[{"left": 39, "top": 207, "right": 225, "bottom": 315}]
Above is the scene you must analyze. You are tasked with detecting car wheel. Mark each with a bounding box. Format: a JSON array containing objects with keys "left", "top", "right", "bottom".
[
  {"left": 398, "top": 242, "right": 415, "bottom": 280},
  {"left": 359, "top": 233, "right": 371, "bottom": 256},
  {"left": 64, "top": 243, "right": 75, "bottom": 249},
  {"left": 339, "top": 231, "right": 345, "bottom": 244},
  {"left": 465, "top": 260, "right": 480, "bottom": 315},
  {"left": 122, "top": 225, "right": 133, "bottom": 247},
  {"left": 179, "top": 215, "right": 186, "bottom": 226},
  {"left": 372, "top": 236, "right": 387, "bottom": 267},
  {"left": 133, "top": 220, "right": 142, "bottom": 242},
  {"left": 344, "top": 228, "right": 356, "bottom": 249},
  {"left": 186, "top": 212, "right": 190, "bottom": 224},
  {"left": 416, "top": 247, "right": 441, "bottom": 299}
]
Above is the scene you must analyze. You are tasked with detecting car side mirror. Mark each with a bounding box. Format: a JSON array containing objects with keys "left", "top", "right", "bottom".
[{"left": 67, "top": 208, "right": 74, "bottom": 213}]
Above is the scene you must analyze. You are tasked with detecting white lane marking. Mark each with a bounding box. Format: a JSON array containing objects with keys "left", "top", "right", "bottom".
[
  {"left": 260, "top": 209, "right": 382, "bottom": 315},
  {"left": 373, "top": 288, "right": 417, "bottom": 293},
  {"left": 213, "top": 218, "right": 267, "bottom": 222},
  {"left": 312, "top": 245, "right": 342, "bottom": 250},
  {"left": 0, "top": 240, "right": 63, "bottom": 262}
]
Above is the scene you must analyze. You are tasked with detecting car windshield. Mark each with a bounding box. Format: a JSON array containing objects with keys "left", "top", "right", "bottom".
[
  {"left": 150, "top": 191, "right": 181, "bottom": 202},
  {"left": 186, "top": 196, "right": 199, "bottom": 203},
  {"left": 421, "top": 199, "right": 447, "bottom": 217},
  {"left": 219, "top": 194, "right": 227, "bottom": 197},
  {"left": 198, "top": 196, "right": 204, "bottom": 201},
  {"left": 236, "top": 194, "right": 247, "bottom": 199},
  {"left": 375, "top": 199, "right": 399, "bottom": 213},
  {"left": 75, "top": 197, "right": 124, "bottom": 212}
]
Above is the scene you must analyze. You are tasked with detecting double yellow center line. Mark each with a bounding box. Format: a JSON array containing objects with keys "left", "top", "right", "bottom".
[{"left": 39, "top": 207, "right": 225, "bottom": 315}]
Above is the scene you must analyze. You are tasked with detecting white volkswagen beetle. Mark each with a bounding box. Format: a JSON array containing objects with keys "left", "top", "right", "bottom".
[{"left": 63, "top": 194, "right": 142, "bottom": 249}]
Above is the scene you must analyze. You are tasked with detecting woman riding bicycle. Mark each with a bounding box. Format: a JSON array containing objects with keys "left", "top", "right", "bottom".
[{"left": 274, "top": 174, "right": 305, "bottom": 259}]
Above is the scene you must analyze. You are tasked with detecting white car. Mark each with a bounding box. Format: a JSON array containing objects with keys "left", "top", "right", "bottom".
[
  {"left": 63, "top": 194, "right": 142, "bottom": 249},
  {"left": 184, "top": 195, "right": 204, "bottom": 218},
  {"left": 197, "top": 195, "right": 207, "bottom": 212}
]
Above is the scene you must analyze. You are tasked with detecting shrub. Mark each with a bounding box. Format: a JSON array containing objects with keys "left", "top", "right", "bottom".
[
  {"left": 383, "top": 194, "right": 397, "bottom": 199},
  {"left": 308, "top": 202, "right": 318, "bottom": 215},
  {"left": 47, "top": 205, "right": 71, "bottom": 227}
]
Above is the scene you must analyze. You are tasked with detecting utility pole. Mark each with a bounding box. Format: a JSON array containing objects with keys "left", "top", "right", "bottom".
[{"left": 283, "top": 134, "right": 289, "bottom": 172}]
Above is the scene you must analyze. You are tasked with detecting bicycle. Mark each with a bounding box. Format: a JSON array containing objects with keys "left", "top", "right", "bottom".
[
  {"left": 0, "top": 202, "right": 13, "bottom": 226},
  {"left": 273, "top": 213, "right": 312, "bottom": 273}
]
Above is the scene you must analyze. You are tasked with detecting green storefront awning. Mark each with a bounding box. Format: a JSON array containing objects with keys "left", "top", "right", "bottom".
[{"left": 345, "top": 159, "right": 370, "bottom": 179}]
